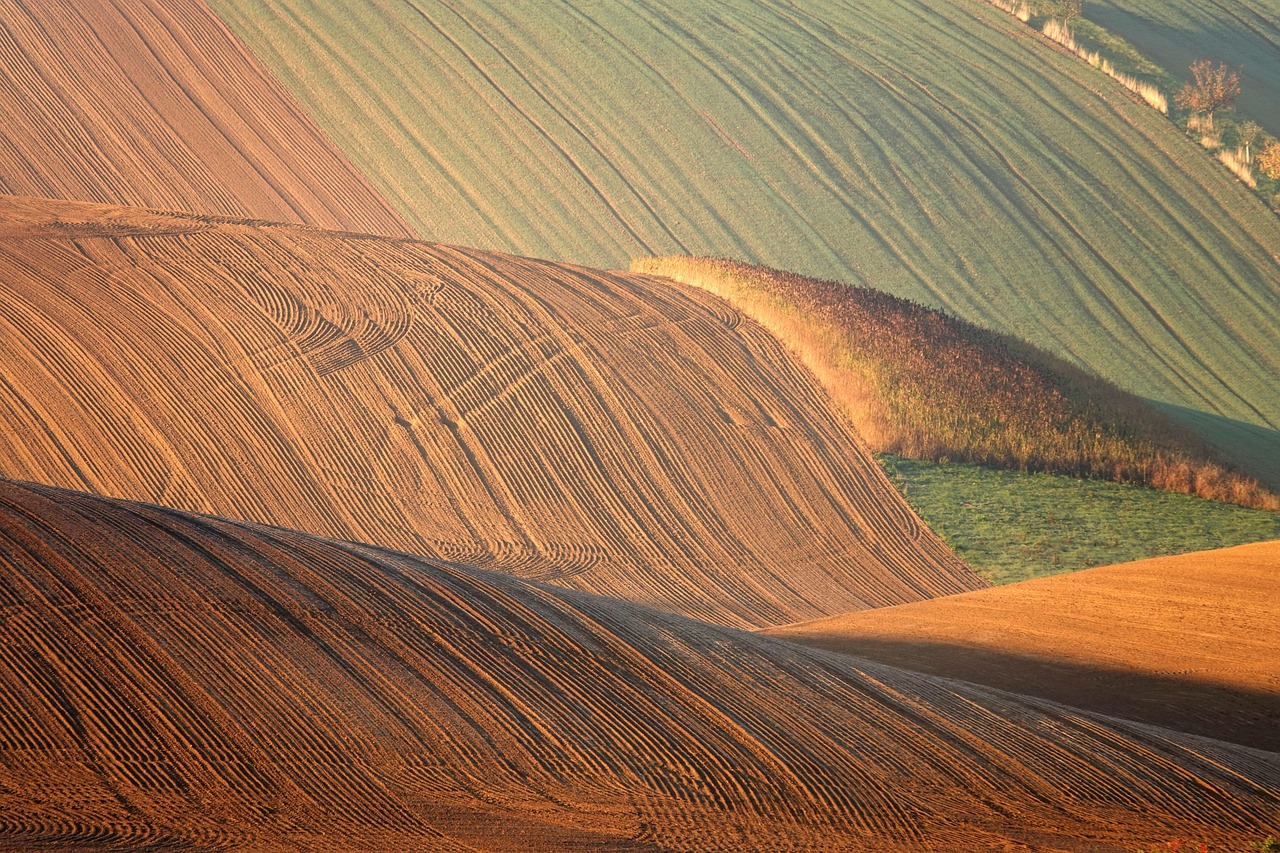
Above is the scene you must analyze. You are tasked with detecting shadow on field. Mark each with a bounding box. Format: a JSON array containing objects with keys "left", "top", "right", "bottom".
[
  {"left": 1153, "top": 401, "right": 1280, "bottom": 492},
  {"left": 790, "top": 635, "right": 1280, "bottom": 753},
  {"left": 1080, "top": 10, "right": 1280, "bottom": 137}
]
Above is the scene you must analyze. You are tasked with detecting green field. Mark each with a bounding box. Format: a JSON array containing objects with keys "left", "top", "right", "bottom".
[
  {"left": 208, "top": 0, "right": 1280, "bottom": 486},
  {"left": 879, "top": 454, "right": 1280, "bottom": 584},
  {"left": 1086, "top": 0, "right": 1280, "bottom": 136}
]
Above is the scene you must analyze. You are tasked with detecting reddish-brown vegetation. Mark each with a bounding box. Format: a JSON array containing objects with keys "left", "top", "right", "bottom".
[
  {"left": 770, "top": 540, "right": 1280, "bottom": 751},
  {"left": 1176, "top": 60, "right": 1243, "bottom": 131},
  {"left": 636, "top": 257, "right": 1279, "bottom": 509},
  {"left": 0, "top": 0, "right": 410, "bottom": 236},
  {"left": 0, "top": 195, "right": 982, "bottom": 629},
  {"left": 0, "top": 478, "right": 1274, "bottom": 851}
]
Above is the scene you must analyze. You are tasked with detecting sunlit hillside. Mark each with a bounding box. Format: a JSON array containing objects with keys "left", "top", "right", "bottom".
[
  {"left": 209, "top": 0, "right": 1280, "bottom": 486},
  {"left": 1, "top": 478, "right": 1274, "bottom": 851},
  {"left": 0, "top": 195, "right": 981, "bottom": 629},
  {"left": 771, "top": 540, "right": 1280, "bottom": 751}
]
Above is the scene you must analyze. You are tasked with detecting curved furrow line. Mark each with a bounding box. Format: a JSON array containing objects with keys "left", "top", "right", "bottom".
[
  {"left": 0, "top": 196, "right": 979, "bottom": 627},
  {"left": 202, "top": 0, "right": 1280, "bottom": 484},
  {"left": 0, "top": 0, "right": 410, "bottom": 235},
  {"left": 0, "top": 478, "right": 1276, "bottom": 848}
]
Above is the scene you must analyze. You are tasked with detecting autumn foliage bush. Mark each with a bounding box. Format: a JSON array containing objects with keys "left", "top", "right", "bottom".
[{"left": 634, "top": 257, "right": 1279, "bottom": 510}]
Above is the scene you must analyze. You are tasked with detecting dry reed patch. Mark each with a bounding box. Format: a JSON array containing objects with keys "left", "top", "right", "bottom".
[
  {"left": 1219, "top": 147, "right": 1258, "bottom": 187},
  {"left": 1040, "top": 18, "right": 1169, "bottom": 113},
  {"left": 635, "top": 257, "right": 1278, "bottom": 510}
]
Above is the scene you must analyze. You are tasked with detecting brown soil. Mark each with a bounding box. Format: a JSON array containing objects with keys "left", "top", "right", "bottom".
[
  {"left": 0, "top": 478, "right": 1274, "bottom": 852},
  {"left": 0, "top": 194, "right": 982, "bottom": 629},
  {"left": 769, "top": 541, "right": 1280, "bottom": 750},
  {"left": 0, "top": 0, "right": 410, "bottom": 237}
]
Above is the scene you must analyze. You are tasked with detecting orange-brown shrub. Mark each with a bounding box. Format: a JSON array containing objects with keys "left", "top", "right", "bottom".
[{"left": 634, "top": 257, "right": 1278, "bottom": 510}]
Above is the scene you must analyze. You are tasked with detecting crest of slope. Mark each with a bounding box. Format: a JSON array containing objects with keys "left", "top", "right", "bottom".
[
  {"left": 0, "top": 195, "right": 981, "bottom": 628},
  {"left": 0, "top": 478, "right": 1275, "bottom": 851}
]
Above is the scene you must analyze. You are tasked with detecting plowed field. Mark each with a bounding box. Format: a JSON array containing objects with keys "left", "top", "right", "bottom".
[
  {"left": 0, "top": 195, "right": 980, "bottom": 628},
  {"left": 207, "top": 0, "right": 1280, "bottom": 484},
  {"left": 0, "top": 478, "right": 1275, "bottom": 851},
  {"left": 0, "top": 0, "right": 409, "bottom": 236},
  {"left": 770, "top": 541, "right": 1280, "bottom": 751}
]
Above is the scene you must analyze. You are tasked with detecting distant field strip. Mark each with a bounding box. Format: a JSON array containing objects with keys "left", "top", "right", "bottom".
[
  {"left": 0, "top": 195, "right": 981, "bottom": 628},
  {"left": 208, "top": 0, "right": 1280, "bottom": 482},
  {"left": 771, "top": 540, "right": 1280, "bottom": 751},
  {"left": 0, "top": 0, "right": 410, "bottom": 235},
  {"left": 1087, "top": 0, "right": 1280, "bottom": 136},
  {"left": 0, "top": 479, "right": 1275, "bottom": 851}
]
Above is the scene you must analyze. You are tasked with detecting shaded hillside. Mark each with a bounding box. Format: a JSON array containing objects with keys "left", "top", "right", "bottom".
[
  {"left": 637, "top": 257, "right": 1278, "bottom": 508},
  {"left": 0, "top": 0, "right": 409, "bottom": 236},
  {"left": 770, "top": 541, "right": 1280, "bottom": 751},
  {"left": 0, "top": 478, "right": 1276, "bottom": 851},
  {"left": 1087, "top": 0, "right": 1280, "bottom": 136},
  {"left": 207, "top": 0, "right": 1280, "bottom": 484},
  {"left": 0, "top": 195, "right": 980, "bottom": 628}
]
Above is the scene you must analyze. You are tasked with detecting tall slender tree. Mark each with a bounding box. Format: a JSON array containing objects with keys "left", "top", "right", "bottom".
[{"left": 1237, "top": 121, "right": 1263, "bottom": 163}]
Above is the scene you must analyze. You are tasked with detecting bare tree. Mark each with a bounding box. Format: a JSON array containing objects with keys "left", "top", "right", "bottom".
[
  {"left": 1236, "top": 120, "right": 1263, "bottom": 163},
  {"left": 1174, "top": 60, "right": 1241, "bottom": 132},
  {"left": 1051, "top": 0, "right": 1084, "bottom": 27}
]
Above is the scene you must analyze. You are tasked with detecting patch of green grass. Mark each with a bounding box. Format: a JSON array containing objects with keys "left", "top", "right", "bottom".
[{"left": 878, "top": 454, "right": 1280, "bottom": 585}]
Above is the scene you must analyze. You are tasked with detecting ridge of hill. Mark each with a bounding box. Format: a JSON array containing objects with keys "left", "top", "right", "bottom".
[
  {"left": 205, "top": 0, "right": 1280, "bottom": 482},
  {"left": 635, "top": 257, "right": 1279, "bottom": 509},
  {"left": 769, "top": 540, "right": 1280, "bottom": 751},
  {"left": 1086, "top": 0, "right": 1280, "bottom": 136},
  {"left": 0, "top": 0, "right": 410, "bottom": 236},
  {"left": 0, "top": 194, "right": 981, "bottom": 628},
  {"left": 1, "top": 477, "right": 1276, "bottom": 851}
]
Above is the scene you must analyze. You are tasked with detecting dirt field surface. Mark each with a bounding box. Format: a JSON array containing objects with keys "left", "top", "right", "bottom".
[
  {"left": 0, "top": 477, "right": 1275, "bottom": 852},
  {"left": 0, "top": 194, "right": 983, "bottom": 628},
  {"left": 0, "top": 0, "right": 410, "bottom": 236},
  {"left": 770, "top": 541, "right": 1280, "bottom": 751}
]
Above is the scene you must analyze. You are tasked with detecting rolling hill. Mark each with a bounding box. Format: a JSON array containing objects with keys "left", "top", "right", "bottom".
[
  {"left": 205, "top": 0, "right": 1280, "bottom": 485},
  {"left": 769, "top": 541, "right": 1280, "bottom": 752},
  {"left": 0, "top": 0, "right": 409, "bottom": 236},
  {"left": 1, "top": 477, "right": 1276, "bottom": 851},
  {"left": 1086, "top": 0, "right": 1280, "bottom": 136},
  {"left": 0, "top": 194, "right": 981, "bottom": 628},
  {"left": 635, "top": 257, "right": 1278, "bottom": 508}
]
